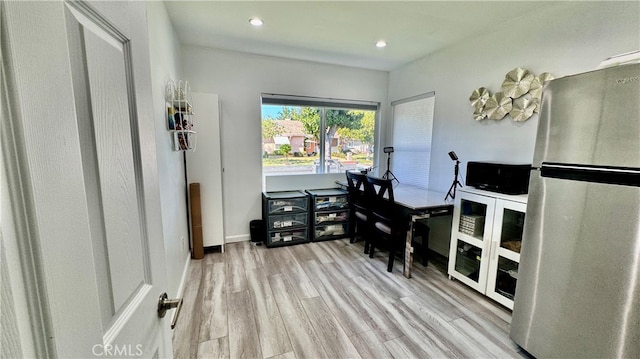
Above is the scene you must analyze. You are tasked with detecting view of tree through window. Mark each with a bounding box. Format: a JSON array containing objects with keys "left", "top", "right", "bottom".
[{"left": 262, "top": 103, "right": 376, "bottom": 177}]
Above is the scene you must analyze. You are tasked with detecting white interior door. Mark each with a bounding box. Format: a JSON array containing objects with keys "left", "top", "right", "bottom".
[{"left": 3, "top": 1, "right": 172, "bottom": 357}]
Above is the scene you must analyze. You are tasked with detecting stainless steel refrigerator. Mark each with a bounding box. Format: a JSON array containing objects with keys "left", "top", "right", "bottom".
[{"left": 510, "top": 63, "right": 640, "bottom": 358}]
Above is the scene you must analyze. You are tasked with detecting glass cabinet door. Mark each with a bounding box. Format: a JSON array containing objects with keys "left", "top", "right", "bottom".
[
  {"left": 453, "top": 241, "right": 483, "bottom": 282},
  {"left": 448, "top": 191, "right": 495, "bottom": 292},
  {"left": 486, "top": 199, "right": 527, "bottom": 309},
  {"left": 493, "top": 256, "right": 519, "bottom": 301},
  {"left": 499, "top": 207, "right": 525, "bottom": 254}
]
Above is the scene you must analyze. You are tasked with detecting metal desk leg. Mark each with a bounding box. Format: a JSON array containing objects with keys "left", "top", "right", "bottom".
[
  {"left": 403, "top": 219, "right": 415, "bottom": 278},
  {"left": 421, "top": 227, "right": 429, "bottom": 267},
  {"left": 415, "top": 221, "right": 430, "bottom": 267},
  {"left": 403, "top": 213, "right": 431, "bottom": 278}
]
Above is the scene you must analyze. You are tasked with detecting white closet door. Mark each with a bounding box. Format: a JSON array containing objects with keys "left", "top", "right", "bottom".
[{"left": 187, "top": 93, "right": 225, "bottom": 248}]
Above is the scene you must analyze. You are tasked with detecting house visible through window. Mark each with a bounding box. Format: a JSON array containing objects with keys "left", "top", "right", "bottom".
[{"left": 261, "top": 94, "right": 378, "bottom": 180}]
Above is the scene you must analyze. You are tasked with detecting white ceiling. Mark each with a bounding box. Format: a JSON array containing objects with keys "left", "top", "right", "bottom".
[{"left": 165, "top": 1, "right": 563, "bottom": 71}]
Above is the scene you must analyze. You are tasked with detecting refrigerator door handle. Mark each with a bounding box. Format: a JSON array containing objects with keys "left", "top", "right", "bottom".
[{"left": 541, "top": 162, "right": 640, "bottom": 187}]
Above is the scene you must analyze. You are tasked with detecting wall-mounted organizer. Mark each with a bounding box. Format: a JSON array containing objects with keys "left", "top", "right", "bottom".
[{"left": 166, "top": 79, "right": 196, "bottom": 151}]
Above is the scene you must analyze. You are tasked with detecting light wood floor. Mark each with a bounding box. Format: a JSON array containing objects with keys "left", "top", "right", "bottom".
[{"left": 173, "top": 239, "right": 528, "bottom": 359}]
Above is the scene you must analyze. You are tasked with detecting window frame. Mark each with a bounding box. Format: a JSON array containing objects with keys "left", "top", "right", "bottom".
[{"left": 261, "top": 94, "right": 380, "bottom": 177}]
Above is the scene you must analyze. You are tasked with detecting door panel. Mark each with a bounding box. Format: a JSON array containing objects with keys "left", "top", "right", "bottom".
[
  {"left": 3, "top": 1, "right": 171, "bottom": 357},
  {"left": 81, "top": 10, "right": 148, "bottom": 321}
]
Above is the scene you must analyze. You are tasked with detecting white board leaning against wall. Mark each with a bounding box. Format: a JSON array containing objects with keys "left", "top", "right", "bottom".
[{"left": 390, "top": 93, "right": 435, "bottom": 189}]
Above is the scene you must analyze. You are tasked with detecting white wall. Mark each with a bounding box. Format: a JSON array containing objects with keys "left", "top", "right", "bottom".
[
  {"left": 154, "top": 0, "right": 638, "bottom": 254},
  {"left": 146, "top": 2, "right": 190, "bottom": 298},
  {"left": 182, "top": 47, "right": 389, "bottom": 241},
  {"left": 389, "top": 1, "right": 640, "bottom": 193}
]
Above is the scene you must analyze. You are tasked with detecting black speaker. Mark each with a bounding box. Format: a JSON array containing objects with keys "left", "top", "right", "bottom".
[{"left": 249, "top": 219, "right": 265, "bottom": 245}]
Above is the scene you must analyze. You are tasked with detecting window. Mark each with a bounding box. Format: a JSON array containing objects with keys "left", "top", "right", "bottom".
[
  {"left": 261, "top": 94, "right": 378, "bottom": 179},
  {"left": 390, "top": 92, "right": 435, "bottom": 189}
]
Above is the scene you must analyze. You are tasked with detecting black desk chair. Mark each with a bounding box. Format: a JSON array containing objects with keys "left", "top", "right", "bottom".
[
  {"left": 365, "top": 175, "right": 409, "bottom": 272},
  {"left": 345, "top": 170, "right": 371, "bottom": 253}
]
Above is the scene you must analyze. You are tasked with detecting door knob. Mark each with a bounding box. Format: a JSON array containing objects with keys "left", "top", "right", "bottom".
[{"left": 157, "top": 292, "right": 183, "bottom": 329}]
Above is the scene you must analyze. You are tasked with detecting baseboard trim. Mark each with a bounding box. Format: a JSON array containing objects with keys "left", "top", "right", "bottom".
[{"left": 225, "top": 234, "right": 250, "bottom": 243}]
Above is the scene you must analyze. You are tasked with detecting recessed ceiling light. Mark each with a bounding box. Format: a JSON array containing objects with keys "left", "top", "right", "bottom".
[
  {"left": 375, "top": 40, "right": 387, "bottom": 48},
  {"left": 249, "top": 18, "right": 264, "bottom": 27}
]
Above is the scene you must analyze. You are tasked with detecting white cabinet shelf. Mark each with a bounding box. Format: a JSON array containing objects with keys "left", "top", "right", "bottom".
[{"left": 448, "top": 187, "right": 527, "bottom": 309}]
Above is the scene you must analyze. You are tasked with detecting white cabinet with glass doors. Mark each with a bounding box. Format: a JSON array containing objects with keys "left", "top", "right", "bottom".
[{"left": 448, "top": 187, "right": 527, "bottom": 309}]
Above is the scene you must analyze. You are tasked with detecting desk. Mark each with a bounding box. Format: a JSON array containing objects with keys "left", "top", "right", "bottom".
[
  {"left": 337, "top": 181, "right": 453, "bottom": 278},
  {"left": 393, "top": 186, "right": 453, "bottom": 278}
]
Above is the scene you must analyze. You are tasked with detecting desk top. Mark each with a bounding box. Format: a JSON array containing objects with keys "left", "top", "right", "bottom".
[
  {"left": 392, "top": 185, "right": 452, "bottom": 211},
  {"left": 336, "top": 180, "right": 452, "bottom": 211}
]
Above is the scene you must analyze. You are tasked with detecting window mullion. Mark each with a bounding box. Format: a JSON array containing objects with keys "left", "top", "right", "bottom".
[{"left": 318, "top": 107, "right": 326, "bottom": 174}]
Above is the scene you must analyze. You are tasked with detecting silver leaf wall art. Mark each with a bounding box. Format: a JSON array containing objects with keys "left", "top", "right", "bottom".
[
  {"left": 470, "top": 87, "right": 490, "bottom": 120},
  {"left": 485, "top": 92, "right": 513, "bottom": 120},
  {"left": 470, "top": 68, "right": 554, "bottom": 122}
]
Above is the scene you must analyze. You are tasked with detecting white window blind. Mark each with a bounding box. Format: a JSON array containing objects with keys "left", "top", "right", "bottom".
[{"left": 390, "top": 93, "right": 435, "bottom": 189}]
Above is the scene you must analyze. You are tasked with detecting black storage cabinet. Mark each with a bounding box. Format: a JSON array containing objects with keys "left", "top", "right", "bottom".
[
  {"left": 306, "top": 188, "right": 350, "bottom": 242},
  {"left": 262, "top": 190, "right": 310, "bottom": 247}
]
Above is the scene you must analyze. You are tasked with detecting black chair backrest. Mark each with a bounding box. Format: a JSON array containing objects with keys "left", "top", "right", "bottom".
[
  {"left": 345, "top": 170, "right": 366, "bottom": 195},
  {"left": 365, "top": 175, "right": 394, "bottom": 203},
  {"left": 346, "top": 170, "right": 370, "bottom": 211},
  {"left": 366, "top": 175, "right": 407, "bottom": 231}
]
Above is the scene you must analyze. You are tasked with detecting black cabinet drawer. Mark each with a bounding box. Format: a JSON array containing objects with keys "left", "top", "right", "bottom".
[
  {"left": 315, "top": 210, "right": 349, "bottom": 224},
  {"left": 314, "top": 195, "right": 349, "bottom": 211},
  {"left": 268, "top": 213, "right": 309, "bottom": 230},
  {"left": 314, "top": 223, "right": 349, "bottom": 242},
  {"left": 267, "top": 228, "right": 310, "bottom": 247},
  {"left": 267, "top": 197, "right": 308, "bottom": 214}
]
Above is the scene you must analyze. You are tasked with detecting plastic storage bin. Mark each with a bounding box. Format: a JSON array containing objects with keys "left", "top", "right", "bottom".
[{"left": 262, "top": 191, "right": 310, "bottom": 247}]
